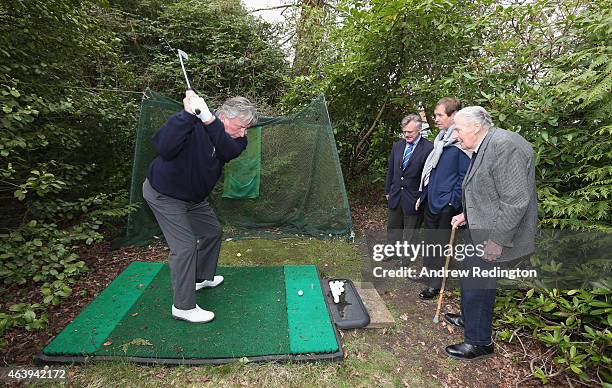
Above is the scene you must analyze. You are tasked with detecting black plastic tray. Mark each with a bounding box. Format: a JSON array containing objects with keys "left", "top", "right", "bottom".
[{"left": 321, "top": 278, "right": 370, "bottom": 329}]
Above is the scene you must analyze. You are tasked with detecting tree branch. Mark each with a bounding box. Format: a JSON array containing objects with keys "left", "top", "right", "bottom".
[
  {"left": 355, "top": 99, "right": 387, "bottom": 157},
  {"left": 249, "top": 4, "right": 298, "bottom": 13}
]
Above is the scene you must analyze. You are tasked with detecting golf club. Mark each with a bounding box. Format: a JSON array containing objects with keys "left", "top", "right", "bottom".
[
  {"left": 177, "top": 49, "right": 201, "bottom": 115},
  {"left": 433, "top": 225, "right": 457, "bottom": 324}
]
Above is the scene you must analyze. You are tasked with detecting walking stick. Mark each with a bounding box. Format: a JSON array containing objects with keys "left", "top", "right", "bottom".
[{"left": 433, "top": 225, "right": 457, "bottom": 323}]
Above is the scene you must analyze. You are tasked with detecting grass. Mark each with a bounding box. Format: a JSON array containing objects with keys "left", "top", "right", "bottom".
[
  {"left": 218, "top": 237, "right": 364, "bottom": 280},
  {"left": 52, "top": 237, "right": 442, "bottom": 387},
  {"left": 63, "top": 351, "right": 410, "bottom": 387}
]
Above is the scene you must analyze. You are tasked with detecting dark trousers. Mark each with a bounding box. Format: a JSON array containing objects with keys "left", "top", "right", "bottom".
[
  {"left": 387, "top": 203, "right": 423, "bottom": 251},
  {"left": 142, "top": 179, "right": 222, "bottom": 310},
  {"left": 422, "top": 203, "right": 461, "bottom": 288},
  {"left": 459, "top": 245, "right": 498, "bottom": 346}
]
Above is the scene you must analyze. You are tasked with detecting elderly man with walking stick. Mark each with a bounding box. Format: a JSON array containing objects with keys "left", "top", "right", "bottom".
[{"left": 445, "top": 106, "right": 537, "bottom": 360}]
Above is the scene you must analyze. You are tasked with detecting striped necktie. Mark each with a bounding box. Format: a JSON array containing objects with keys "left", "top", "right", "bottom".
[{"left": 402, "top": 142, "right": 414, "bottom": 169}]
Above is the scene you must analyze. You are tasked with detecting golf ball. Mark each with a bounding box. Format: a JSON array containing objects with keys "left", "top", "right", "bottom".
[{"left": 298, "top": 290, "right": 304, "bottom": 296}]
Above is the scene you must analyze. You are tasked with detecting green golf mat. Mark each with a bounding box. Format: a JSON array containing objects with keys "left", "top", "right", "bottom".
[{"left": 38, "top": 262, "right": 341, "bottom": 365}]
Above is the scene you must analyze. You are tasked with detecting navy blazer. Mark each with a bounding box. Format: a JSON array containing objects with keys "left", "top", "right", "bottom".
[
  {"left": 385, "top": 137, "right": 434, "bottom": 215},
  {"left": 421, "top": 146, "right": 471, "bottom": 214}
]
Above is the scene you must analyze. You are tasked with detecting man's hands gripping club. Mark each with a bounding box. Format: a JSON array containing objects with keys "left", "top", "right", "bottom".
[{"left": 183, "top": 90, "right": 214, "bottom": 124}]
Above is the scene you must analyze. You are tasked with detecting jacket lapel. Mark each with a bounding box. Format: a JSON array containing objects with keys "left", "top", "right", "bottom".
[
  {"left": 396, "top": 141, "right": 404, "bottom": 171},
  {"left": 464, "top": 127, "right": 496, "bottom": 185}
]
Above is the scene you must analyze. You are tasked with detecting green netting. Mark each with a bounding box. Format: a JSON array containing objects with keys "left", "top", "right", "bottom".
[
  {"left": 222, "top": 126, "right": 262, "bottom": 199},
  {"left": 121, "top": 89, "right": 351, "bottom": 246}
]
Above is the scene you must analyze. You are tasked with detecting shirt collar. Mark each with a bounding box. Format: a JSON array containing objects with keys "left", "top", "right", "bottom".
[
  {"left": 474, "top": 130, "right": 489, "bottom": 153},
  {"left": 407, "top": 135, "right": 421, "bottom": 146}
]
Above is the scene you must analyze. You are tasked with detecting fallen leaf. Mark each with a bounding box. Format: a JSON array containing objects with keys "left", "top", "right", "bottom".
[{"left": 121, "top": 338, "right": 153, "bottom": 353}]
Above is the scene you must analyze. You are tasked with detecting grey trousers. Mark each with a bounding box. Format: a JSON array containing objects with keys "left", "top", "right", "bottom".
[{"left": 142, "top": 179, "right": 222, "bottom": 310}]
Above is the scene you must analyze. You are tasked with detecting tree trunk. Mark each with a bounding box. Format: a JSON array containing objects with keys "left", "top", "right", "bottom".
[{"left": 292, "top": 0, "right": 326, "bottom": 76}]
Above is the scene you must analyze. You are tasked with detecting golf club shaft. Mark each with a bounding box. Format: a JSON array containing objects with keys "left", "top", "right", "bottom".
[
  {"left": 433, "top": 226, "right": 457, "bottom": 323},
  {"left": 178, "top": 55, "right": 191, "bottom": 90},
  {"left": 177, "top": 50, "right": 201, "bottom": 115}
]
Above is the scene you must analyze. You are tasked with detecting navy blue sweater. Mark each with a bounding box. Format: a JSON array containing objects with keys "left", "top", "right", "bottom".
[{"left": 147, "top": 110, "right": 247, "bottom": 203}]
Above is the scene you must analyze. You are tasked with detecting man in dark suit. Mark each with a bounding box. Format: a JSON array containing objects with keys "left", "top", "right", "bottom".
[
  {"left": 446, "top": 106, "right": 537, "bottom": 360},
  {"left": 416, "top": 97, "right": 471, "bottom": 299},
  {"left": 385, "top": 114, "right": 434, "bottom": 256}
]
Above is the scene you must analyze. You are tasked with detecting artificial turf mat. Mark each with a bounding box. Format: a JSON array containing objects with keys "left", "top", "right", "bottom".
[
  {"left": 284, "top": 266, "right": 338, "bottom": 354},
  {"left": 41, "top": 262, "right": 340, "bottom": 363},
  {"left": 43, "top": 262, "right": 164, "bottom": 355},
  {"left": 95, "top": 265, "right": 290, "bottom": 358}
]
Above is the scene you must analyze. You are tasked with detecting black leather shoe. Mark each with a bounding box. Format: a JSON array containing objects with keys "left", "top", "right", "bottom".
[
  {"left": 445, "top": 342, "right": 494, "bottom": 361},
  {"left": 419, "top": 287, "right": 440, "bottom": 299},
  {"left": 444, "top": 313, "right": 464, "bottom": 328}
]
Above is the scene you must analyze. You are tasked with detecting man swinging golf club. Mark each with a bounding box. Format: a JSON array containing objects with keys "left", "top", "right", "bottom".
[{"left": 143, "top": 90, "right": 257, "bottom": 323}]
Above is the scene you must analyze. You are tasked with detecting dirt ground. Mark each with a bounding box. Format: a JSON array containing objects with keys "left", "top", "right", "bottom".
[{"left": 0, "top": 200, "right": 580, "bottom": 387}]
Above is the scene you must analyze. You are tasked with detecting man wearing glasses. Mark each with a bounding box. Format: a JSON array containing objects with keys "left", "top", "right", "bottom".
[{"left": 385, "top": 114, "right": 434, "bottom": 261}]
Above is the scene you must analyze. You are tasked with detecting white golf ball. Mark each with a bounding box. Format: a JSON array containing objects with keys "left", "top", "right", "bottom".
[{"left": 298, "top": 290, "right": 304, "bottom": 296}]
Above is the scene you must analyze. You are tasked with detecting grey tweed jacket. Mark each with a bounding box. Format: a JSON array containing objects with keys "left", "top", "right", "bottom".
[{"left": 462, "top": 127, "right": 538, "bottom": 261}]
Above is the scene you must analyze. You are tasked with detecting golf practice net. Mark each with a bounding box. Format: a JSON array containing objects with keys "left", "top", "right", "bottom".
[{"left": 121, "top": 90, "right": 351, "bottom": 246}]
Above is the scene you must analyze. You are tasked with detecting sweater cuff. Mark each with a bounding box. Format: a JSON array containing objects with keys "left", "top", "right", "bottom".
[
  {"left": 235, "top": 136, "right": 248, "bottom": 148},
  {"left": 203, "top": 116, "right": 225, "bottom": 132},
  {"left": 179, "top": 109, "right": 201, "bottom": 124}
]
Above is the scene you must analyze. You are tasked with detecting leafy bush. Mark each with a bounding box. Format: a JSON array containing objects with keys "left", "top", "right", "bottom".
[
  {"left": 496, "top": 286, "right": 611, "bottom": 384},
  {"left": 0, "top": 0, "right": 290, "bottom": 338},
  {"left": 0, "top": 193, "right": 135, "bottom": 337},
  {"left": 279, "top": 0, "right": 611, "bottom": 382}
]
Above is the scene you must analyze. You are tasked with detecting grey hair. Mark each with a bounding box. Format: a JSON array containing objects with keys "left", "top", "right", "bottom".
[
  {"left": 218, "top": 96, "right": 258, "bottom": 126},
  {"left": 401, "top": 114, "right": 422, "bottom": 129},
  {"left": 455, "top": 106, "right": 494, "bottom": 129}
]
